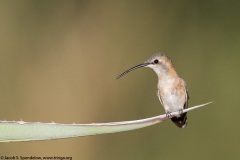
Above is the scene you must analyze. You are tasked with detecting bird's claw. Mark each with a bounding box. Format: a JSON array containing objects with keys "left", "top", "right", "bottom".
[
  {"left": 166, "top": 111, "right": 172, "bottom": 118},
  {"left": 178, "top": 109, "right": 183, "bottom": 115}
]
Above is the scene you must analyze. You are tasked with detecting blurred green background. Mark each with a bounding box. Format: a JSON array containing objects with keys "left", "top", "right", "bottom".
[{"left": 0, "top": 0, "right": 239, "bottom": 159}]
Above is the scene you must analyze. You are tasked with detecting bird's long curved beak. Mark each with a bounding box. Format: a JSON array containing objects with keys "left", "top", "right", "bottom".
[{"left": 117, "top": 63, "right": 150, "bottom": 79}]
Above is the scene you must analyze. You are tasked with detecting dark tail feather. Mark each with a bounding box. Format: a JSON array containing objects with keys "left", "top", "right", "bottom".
[{"left": 171, "top": 113, "right": 187, "bottom": 128}]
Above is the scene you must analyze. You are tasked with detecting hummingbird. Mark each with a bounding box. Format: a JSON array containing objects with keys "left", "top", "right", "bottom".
[{"left": 117, "top": 52, "right": 189, "bottom": 128}]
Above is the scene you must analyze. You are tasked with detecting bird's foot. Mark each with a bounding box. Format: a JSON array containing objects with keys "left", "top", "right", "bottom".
[
  {"left": 178, "top": 109, "right": 183, "bottom": 115},
  {"left": 166, "top": 111, "right": 172, "bottom": 118}
]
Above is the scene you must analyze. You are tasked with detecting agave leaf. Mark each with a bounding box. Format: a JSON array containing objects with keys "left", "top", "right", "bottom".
[{"left": 0, "top": 102, "right": 212, "bottom": 142}]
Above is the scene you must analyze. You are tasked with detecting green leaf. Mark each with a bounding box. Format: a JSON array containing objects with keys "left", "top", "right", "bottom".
[{"left": 0, "top": 102, "right": 212, "bottom": 142}]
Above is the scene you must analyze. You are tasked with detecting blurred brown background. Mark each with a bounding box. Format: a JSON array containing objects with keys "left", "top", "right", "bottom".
[{"left": 0, "top": 0, "right": 239, "bottom": 159}]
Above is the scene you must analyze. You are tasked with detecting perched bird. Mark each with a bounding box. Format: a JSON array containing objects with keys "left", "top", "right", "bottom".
[{"left": 117, "top": 52, "right": 189, "bottom": 128}]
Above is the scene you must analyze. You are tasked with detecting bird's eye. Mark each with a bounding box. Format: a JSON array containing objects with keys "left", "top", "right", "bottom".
[{"left": 154, "top": 59, "right": 159, "bottom": 64}]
